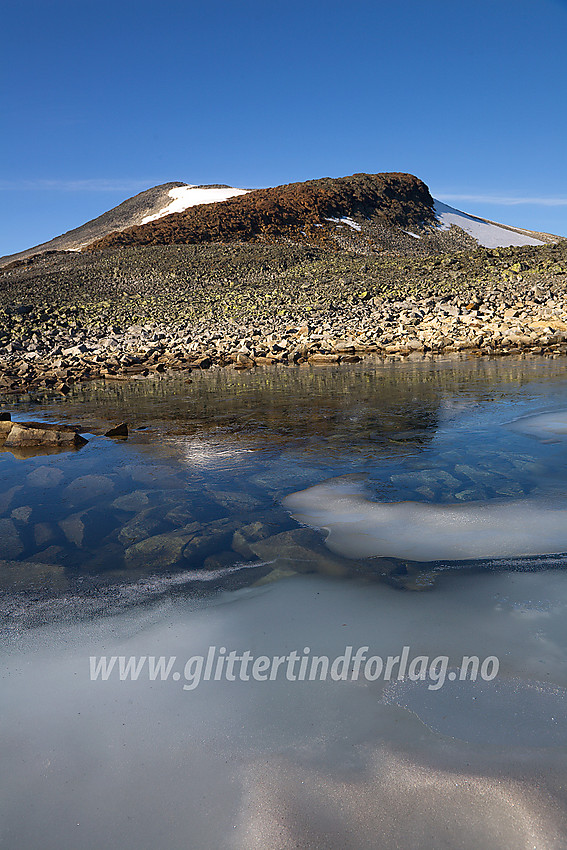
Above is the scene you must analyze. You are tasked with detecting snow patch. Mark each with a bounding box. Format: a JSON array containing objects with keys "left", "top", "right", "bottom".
[
  {"left": 403, "top": 230, "right": 421, "bottom": 239},
  {"left": 434, "top": 200, "right": 544, "bottom": 248},
  {"left": 141, "top": 185, "right": 250, "bottom": 225},
  {"left": 326, "top": 216, "right": 362, "bottom": 232}
]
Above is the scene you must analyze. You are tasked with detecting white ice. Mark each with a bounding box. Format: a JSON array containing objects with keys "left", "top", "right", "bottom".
[
  {"left": 3, "top": 570, "right": 567, "bottom": 848},
  {"left": 433, "top": 200, "right": 544, "bottom": 248},
  {"left": 141, "top": 185, "right": 249, "bottom": 224},
  {"left": 283, "top": 477, "right": 567, "bottom": 561},
  {"left": 507, "top": 410, "right": 567, "bottom": 438}
]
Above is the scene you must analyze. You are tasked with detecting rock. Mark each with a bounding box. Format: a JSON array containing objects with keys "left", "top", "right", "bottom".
[
  {"left": 11, "top": 505, "right": 32, "bottom": 524},
  {"left": 58, "top": 507, "right": 115, "bottom": 548},
  {"left": 163, "top": 504, "right": 198, "bottom": 526},
  {"left": 118, "top": 508, "right": 164, "bottom": 546},
  {"left": 121, "top": 464, "right": 183, "bottom": 489},
  {"left": 0, "top": 418, "right": 14, "bottom": 437},
  {"left": 332, "top": 341, "right": 355, "bottom": 353},
  {"left": 252, "top": 566, "right": 298, "bottom": 586},
  {"left": 235, "top": 353, "right": 255, "bottom": 368},
  {"left": 0, "top": 559, "right": 67, "bottom": 591},
  {"left": 65, "top": 474, "right": 115, "bottom": 504},
  {"left": 105, "top": 422, "right": 128, "bottom": 438},
  {"left": 58, "top": 512, "right": 88, "bottom": 547},
  {"left": 0, "top": 485, "right": 23, "bottom": 516},
  {"left": 232, "top": 521, "right": 276, "bottom": 559},
  {"left": 192, "top": 356, "right": 212, "bottom": 369},
  {"left": 80, "top": 542, "right": 126, "bottom": 573},
  {"left": 308, "top": 353, "right": 340, "bottom": 364},
  {"left": 3, "top": 421, "right": 87, "bottom": 449},
  {"left": 207, "top": 489, "right": 264, "bottom": 512},
  {"left": 182, "top": 519, "right": 241, "bottom": 565},
  {"left": 33, "top": 522, "right": 57, "bottom": 548},
  {"left": 0, "top": 518, "right": 25, "bottom": 558},
  {"left": 124, "top": 530, "right": 195, "bottom": 570},
  {"left": 26, "top": 465, "right": 64, "bottom": 488},
  {"left": 28, "top": 545, "right": 66, "bottom": 564},
  {"left": 248, "top": 528, "right": 349, "bottom": 577},
  {"left": 111, "top": 490, "right": 150, "bottom": 512},
  {"left": 202, "top": 550, "right": 245, "bottom": 571}
]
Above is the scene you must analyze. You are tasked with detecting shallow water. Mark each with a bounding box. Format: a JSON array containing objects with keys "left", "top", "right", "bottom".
[{"left": 2, "top": 355, "right": 567, "bottom": 848}]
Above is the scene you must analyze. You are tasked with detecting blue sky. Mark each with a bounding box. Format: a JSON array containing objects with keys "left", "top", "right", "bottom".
[{"left": 2, "top": 0, "right": 566, "bottom": 255}]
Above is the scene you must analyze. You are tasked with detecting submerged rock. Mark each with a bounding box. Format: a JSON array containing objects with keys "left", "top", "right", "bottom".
[
  {"left": 111, "top": 490, "right": 151, "bottom": 512},
  {"left": 26, "top": 465, "right": 64, "bottom": 488},
  {"left": 0, "top": 485, "right": 23, "bottom": 516},
  {"left": 207, "top": 489, "right": 264, "bottom": 512},
  {"left": 232, "top": 520, "right": 276, "bottom": 559},
  {"left": 117, "top": 507, "right": 164, "bottom": 546},
  {"left": 58, "top": 507, "right": 116, "bottom": 548},
  {"left": 10, "top": 505, "right": 32, "bottom": 524},
  {"left": 0, "top": 558, "right": 67, "bottom": 591},
  {"left": 65, "top": 474, "right": 115, "bottom": 504},
  {"left": 0, "top": 518, "right": 24, "bottom": 558},
  {"left": 33, "top": 522, "right": 58, "bottom": 548},
  {"left": 124, "top": 530, "right": 195, "bottom": 571},
  {"left": 182, "top": 519, "right": 241, "bottom": 565},
  {"left": 248, "top": 528, "right": 349, "bottom": 577}
]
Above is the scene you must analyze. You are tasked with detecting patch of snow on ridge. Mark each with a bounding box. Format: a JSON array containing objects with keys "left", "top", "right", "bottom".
[
  {"left": 326, "top": 216, "right": 362, "bottom": 231},
  {"left": 434, "top": 200, "right": 544, "bottom": 248},
  {"left": 141, "top": 185, "right": 250, "bottom": 225},
  {"left": 403, "top": 230, "right": 421, "bottom": 239}
]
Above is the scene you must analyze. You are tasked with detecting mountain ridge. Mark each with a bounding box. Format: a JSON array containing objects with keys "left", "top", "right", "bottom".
[{"left": 1, "top": 173, "right": 562, "bottom": 269}]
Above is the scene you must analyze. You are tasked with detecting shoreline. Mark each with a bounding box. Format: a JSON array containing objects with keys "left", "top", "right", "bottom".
[
  {"left": 2, "top": 292, "right": 567, "bottom": 397},
  {"left": 2, "top": 239, "right": 566, "bottom": 398}
]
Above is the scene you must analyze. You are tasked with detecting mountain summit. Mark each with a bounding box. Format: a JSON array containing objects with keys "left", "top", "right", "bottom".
[{"left": 0, "top": 173, "right": 559, "bottom": 268}]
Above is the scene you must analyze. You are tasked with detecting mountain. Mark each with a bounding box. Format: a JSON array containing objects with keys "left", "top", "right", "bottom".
[
  {"left": 0, "top": 183, "right": 248, "bottom": 267},
  {"left": 0, "top": 173, "right": 560, "bottom": 268}
]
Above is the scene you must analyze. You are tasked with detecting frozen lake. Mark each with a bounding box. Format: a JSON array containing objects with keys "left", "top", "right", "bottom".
[{"left": 2, "top": 355, "right": 567, "bottom": 848}]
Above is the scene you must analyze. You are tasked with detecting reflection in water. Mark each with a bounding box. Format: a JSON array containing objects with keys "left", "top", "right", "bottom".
[{"left": 2, "top": 355, "right": 567, "bottom": 602}]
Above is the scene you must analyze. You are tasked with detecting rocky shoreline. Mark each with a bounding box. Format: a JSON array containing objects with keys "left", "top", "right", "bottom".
[
  {"left": 1, "top": 239, "right": 566, "bottom": 397},
  {"left": 2, "top": 280, "right": 567, "bottom": 398}
]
